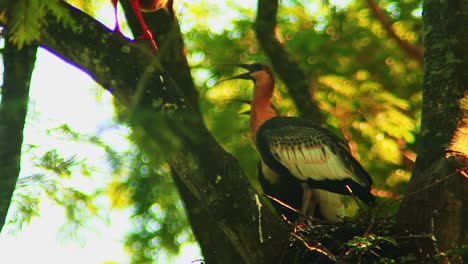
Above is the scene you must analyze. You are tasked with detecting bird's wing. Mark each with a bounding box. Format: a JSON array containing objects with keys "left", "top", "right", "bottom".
[{"left": 257, "top": 119, "right": 371, "bottom": 188}]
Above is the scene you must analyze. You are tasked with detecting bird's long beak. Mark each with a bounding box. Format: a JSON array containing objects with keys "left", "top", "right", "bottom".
[
  {"left": 213, "top": 63, "right": 251, "bottom": 70},
  {"left": 215, "top": 64, "right": 253, "bottom": 85},
  {"left": 218, "top": 72, "right": 252, "bottom": 82},
  {"left": 235, "top": 63, "right": 252, "bottom": 70}
]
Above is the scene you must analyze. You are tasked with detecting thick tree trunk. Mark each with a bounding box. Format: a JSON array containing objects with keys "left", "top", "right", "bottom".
[
  {"left": 115, "top": 5, "right": 235, "bottom": 261},
  {"left": 34, "top": 2, "right": 290, "bottom": 263},
  {"left": 0, "top": 40, "right": 37, "bottom": 233},
  {"left": 398, "top": 0, "right": 468, "bottom": 255},
  {"left": 171, "top": 170, "right": 244, "bottom": 262}
]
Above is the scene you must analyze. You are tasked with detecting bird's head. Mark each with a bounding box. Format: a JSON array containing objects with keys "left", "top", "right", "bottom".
[
  {"left": 218, "top": 63, "right": 275, "bottom": 97},
  {"left": 217, "top": 63, "right": 278, "bottom": 138},
  {"left": 219, "top": 63, "right": 273, "bottom": 82}
]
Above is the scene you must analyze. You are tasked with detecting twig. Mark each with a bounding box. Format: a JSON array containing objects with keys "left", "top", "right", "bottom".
[
  {"left": 363, "top": 215, "right": 376, "bottom": 237},
  {"left": 393, "top": 234, "right": 432, "bottom": 239},
  {"left": 291, "top": 232, "right": 337, "bottom": 262},
  {"left": 255, "top": 194, "right": 264, "bottom": 243},
  {"left": 371, "top": 188, "right": 402, "bottom": 200},
  {"left": 263, "top": 193, "right": 303, "bottom": 216},
  {"left": 365, "top": 0, "right": 423, "bottom": 65},
  {"left": 398, "top": 170, "right": 459, "bottom": 201},
  {"left": 430, "top": 202, "right": 448, "bottom": 254},
  {"left": 459, "top": 169, "right": 468, "bottom": 179},
  {"left": 344, "top": 185, "right": 377, "bottom": 237},
  {"left": 345, "top": 185, "right": 366, "bottom": 215},
  {"left": 430, "top": 210, "right": 439, "bottom": 254},
  {"left": 263, "top": 193, "right": 330, "bottom": 225}
]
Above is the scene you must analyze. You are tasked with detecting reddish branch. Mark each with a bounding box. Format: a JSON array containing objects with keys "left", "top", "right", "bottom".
[
  {"left": 118, "top": 0, "right": 200, "bottom": 110},
  {"left": 366, "top": 0, "right": 423, "bottom": 65}
]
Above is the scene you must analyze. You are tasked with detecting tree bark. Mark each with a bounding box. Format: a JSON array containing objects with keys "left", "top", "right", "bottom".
[
  {"left": 0, "top": 39, "right": 37, "bottom": 233},
  {"left": 171, "top": 170, "right": 244, "bottom": 262},
  {"left": 118, "top": 0, "right": 200, "bottom": 110},
  {"left": 398, "top": 0, "right": 468, "bottom": 255},
  {"left": 34, "top": 2, "right": 290, "bottom": 263},
  {"left": 110, "top": 1, "right": 252, "bottom": 263},
  {"left": 114, "top": 3, "right": 245, "bottom": 261}
]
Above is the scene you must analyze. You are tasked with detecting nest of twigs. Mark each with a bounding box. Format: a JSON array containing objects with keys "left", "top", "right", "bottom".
[{"left": 277, "top": 214, "right": 462, "bottom": 264}]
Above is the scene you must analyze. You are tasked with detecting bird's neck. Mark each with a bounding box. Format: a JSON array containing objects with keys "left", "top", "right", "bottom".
[{"left": 250, "top": 81, "right": 277, "bottom": 140}]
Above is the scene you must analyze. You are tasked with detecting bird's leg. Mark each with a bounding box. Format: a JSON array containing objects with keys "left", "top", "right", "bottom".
[
  {"left": 301, "top": 183, "right": 314, "bottom": 215},
  {"left": 131, "top": 0, "right": 158, "bottom": 52},
  {"left": 296, "top": 182, "right": 314, "bottom": 226},
  {"left": 111, "top": 0, "right": 123, "bottom": 34}
]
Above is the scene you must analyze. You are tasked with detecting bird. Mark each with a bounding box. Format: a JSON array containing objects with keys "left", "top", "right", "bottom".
[
  {"left": 111, "top": 0, "right": 173, "bottom": 52},
  {"left": 234, "top": 99, "right": 344, "bottom": 222},
  {"left": 222, "top": 63, "right": 375, "bottom": 222}
]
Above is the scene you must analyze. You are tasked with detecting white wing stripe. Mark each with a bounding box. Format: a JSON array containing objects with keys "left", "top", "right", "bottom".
[{"left": 270, "top": 145, "right": 354, "bottom": 182}]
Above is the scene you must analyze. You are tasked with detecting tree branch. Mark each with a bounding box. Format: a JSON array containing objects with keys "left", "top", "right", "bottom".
[
  {"left": 0, "top": 40, "right": 37, "bottom": 233},
  {"left": 111, "top": 3, "right": 239, "bottom": 261},
  {"left": 118, "top": 0, "right": 200, "bottom": 110},
  {"left": 366, "top": 0, "right": 423, "bottom": 66},
  {"left": 254, "top": 0, "right": 324, "bottom": 123},
  {"left": 37, "top": 2, "right": 289, "bottom": 262},
  {"left": 171, "top": 170, "right": 244, "bottom": 262}
]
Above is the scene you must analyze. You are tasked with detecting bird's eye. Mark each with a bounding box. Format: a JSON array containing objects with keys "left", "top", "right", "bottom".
[{"left": 250, "top": 63, "right": 263, "bottom": 72}]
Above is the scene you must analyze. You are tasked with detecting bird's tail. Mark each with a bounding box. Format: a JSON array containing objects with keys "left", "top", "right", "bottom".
[{"left": 315, "top": 190, "right": 345, "bottom": 223}]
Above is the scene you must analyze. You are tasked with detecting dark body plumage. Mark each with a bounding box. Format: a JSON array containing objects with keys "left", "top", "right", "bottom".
[
  {"left": 256, "top": 116, "right": 375, "bottom": 205},
  {"left": 257, "top": 162, "right": 304, "bottom": 221},
  {"left": 258, "top": 162, "right": 341, "bottom": 222}
]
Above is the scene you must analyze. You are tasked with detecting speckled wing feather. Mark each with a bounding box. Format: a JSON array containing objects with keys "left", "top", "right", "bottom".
[{"left": 256, "top": 117, "right": 374, "bottom": 203}]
